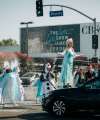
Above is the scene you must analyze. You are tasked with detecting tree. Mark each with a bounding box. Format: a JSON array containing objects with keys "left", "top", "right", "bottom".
[
  {"left": 29, "top": 58, "right": 35, "bottom": 71},
  {"left": 0, "top": 41, "right": 4, "bottom": 46},
  {"left": 0, "top": 52, "right": 31, "bottom": 74},
  {"left": 1, "top": 38, "right": 18, "bottom": 46}
]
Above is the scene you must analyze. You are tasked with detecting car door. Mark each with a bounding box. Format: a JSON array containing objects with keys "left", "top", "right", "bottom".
[
  {"left": 82, "top": 78, "right": 100, "bottom": 110},
  {"left": 74, "top": 77, "right": 100, "bottom": 110}
]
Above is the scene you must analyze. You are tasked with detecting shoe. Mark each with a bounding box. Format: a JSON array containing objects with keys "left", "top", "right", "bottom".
[
  {"left": 63, "top": 85, "right": 67, "bottom": 88},
  {"left": 13, "top": 103, "right": 19, "bottom": 107},
  {"left": 2, "top": 104, "right": 7, "bottom": 108},
  {"left": 36, "top": 101, "right": 40, "bottom": 104},
  {"left": 68, "top": 85, "right": 72, "bottom": 87}
]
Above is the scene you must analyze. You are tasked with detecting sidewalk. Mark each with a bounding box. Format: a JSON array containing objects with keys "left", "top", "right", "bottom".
[
  {"left": 0, "top": 100, "right": 42, "bottom": 119},
  {"left": 0, "top": 87, "right": 43, "bottom": 119},
  {"left": 0, "top": 87, "right": 41, "bottom": 110},
  {"left": 0, "top": 100, "right": 41, "bottom": 109}
]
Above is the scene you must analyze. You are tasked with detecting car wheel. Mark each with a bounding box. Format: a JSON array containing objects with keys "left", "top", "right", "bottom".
[{"left": 51, "top": 97, "right": 69, "bottom": 117}]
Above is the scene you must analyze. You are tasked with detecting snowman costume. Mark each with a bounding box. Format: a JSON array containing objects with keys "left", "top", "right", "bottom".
[
  {"left": 41, "top": 63, "right": 56, "bottom": 94},
  {"left": 29, "top": 63, "right": 56, "bottom": 103}
]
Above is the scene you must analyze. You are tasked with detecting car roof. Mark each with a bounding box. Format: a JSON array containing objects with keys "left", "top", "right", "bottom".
[
  {"left": 24, "top": 72, "right": 41, "bottom": 74},
  {"left": 22, "top": 72, "right": 41, "bottom": 76}
]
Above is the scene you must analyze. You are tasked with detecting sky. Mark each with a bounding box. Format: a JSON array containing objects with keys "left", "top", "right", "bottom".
[{"left": 0, "top": 0, "right": 100, "bottom": 44}]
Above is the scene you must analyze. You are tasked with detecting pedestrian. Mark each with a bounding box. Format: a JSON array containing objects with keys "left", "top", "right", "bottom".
[
  {"left": 57, "top": 72, "right": 61, "bottom": 81},
  {"left": 85, "top": 64, "right": 96, "bottom": 82},
  {"left": 75, "top": 67, "right": 85, "bottom": 87},
  {"left": 51, "top": 63, "right": 57, "bottom": 83},
  {"left": 0, "top": 67, "right": 18, "bottom": 108},
  {"left": 73, "top": 68, "right": 80, "bottom": 87},
  {"left": 51, "top": 63, "right": 56, "bottom": 72},
  {"left": 58, "top": 38, "right": 83, "bottom": 88}
]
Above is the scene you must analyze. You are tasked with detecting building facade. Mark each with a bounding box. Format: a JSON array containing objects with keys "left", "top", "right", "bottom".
[{"left": 20, "top": 22, "right": 100, "bottom": 60}]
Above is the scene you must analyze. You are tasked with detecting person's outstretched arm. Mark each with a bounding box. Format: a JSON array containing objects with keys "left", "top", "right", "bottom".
[{"left": 58, "top": 48, "right": 67, "bottom": 55}]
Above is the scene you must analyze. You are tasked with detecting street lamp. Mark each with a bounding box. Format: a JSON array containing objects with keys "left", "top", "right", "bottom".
[{"left": 20, "top": 21, "right": 34, "bottom": 56}]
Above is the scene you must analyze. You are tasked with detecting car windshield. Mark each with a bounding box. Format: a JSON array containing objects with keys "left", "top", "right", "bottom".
[
  {"left": 85, "top": 78, "right": 100, "bottom": 89},
  {"left": 22, "top": 73, "right": 34, "bottom": 77}
]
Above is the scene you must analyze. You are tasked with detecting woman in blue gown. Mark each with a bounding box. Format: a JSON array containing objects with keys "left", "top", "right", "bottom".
[{"left": 58, "top": 38, "right": 82, "bottom": 89}]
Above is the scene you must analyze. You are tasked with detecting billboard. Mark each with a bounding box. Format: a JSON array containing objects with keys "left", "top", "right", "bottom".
[
  {"left": 20, "top": 24, "right": 80, "bottom": 57},
  {"left": 80, "top": 22, "right": 100, "bottom": 59}
]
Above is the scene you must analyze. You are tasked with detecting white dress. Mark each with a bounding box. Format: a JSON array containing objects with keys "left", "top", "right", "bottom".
[
  {"left": 13, "top": 66, "right": 27, "bottom": 101},
  {"left": 0, "top": 74, "right": 5, "bottom": 104},
  {"left": 0, "top": 88, "right": 2, "bottom": 103},
  {"left": 15, "top": 73, "right": 27, "bottom": 101},
  {"left": 0, "top": 73, "right": 18, "bottom": 103}
]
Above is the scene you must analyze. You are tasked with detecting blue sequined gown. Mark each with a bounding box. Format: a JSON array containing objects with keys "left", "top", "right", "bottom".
[{"left": 58, "top": 49, "right": 75, "bottom": 88}]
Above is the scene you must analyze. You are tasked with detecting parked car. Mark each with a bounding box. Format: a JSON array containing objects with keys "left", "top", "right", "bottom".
[
  {"left": 20, "top": 72, "right": 41, "bottom": 85},
  {"left": 42, "top": 76, "right": 100, "bottom": 117}
]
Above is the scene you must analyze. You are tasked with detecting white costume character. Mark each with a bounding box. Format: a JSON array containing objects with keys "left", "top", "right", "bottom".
[
  {"left": 0, "top": 68, "right": 18, "bottom": 107},
  {"left": 12, "top": 60, "right": 27, "bottom": 101},
  {"left": 29, "top": 63, "right": 56, "bottom": 104},
  {"left": 42, "top": 63, "right": 56, "bottom": 94},
  {"left": 0, "top": 71, "right": 4, "bottom": 104},
  {"left": 0, "top": 61, "right": 10, "bottom": 104}
]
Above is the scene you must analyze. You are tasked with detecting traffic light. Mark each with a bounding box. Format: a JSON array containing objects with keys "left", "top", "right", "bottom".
[
  {"left": 92, "top": 35, "right": 98, "bottom": 49},
  {"left": 36, "top": 0, "right": 43, "bottom": 17},
  {"left": 92, "top": 57, "right": 98, "bottom": 63}
]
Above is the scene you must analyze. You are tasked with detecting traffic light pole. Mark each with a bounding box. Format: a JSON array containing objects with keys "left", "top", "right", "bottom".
[
  {"left": 94, "top": 18, "right": 98, "bottom": 76},
  {"left": 43, "top": 4, "right": 97, "bottom": 57},
  {"left": 26, "top": 23, "right": 28, "bottom": 56},
  {"left": 20, "top": 21, "right": 34, "bottom": 55},
  {"left": 43, "top": 4, "right": 98, "bottom": 75},
  {"left": 94, "top": 18, "right": 97, "bottom": 57}
]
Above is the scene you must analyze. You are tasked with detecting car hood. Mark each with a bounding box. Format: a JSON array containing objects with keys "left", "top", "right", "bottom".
[{"left": 51, "top": 87, "right": 81, "bottom": 94}]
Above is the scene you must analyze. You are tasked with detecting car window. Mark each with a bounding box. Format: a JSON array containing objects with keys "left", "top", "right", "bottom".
[
  {"left": 22, "top": 73, "right": 34, "bottom": 77},
  {"left": 85, "top": 78, "right": 100, "bottom": 89}
]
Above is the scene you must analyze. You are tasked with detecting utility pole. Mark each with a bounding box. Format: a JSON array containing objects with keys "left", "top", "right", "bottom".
[{"left": 20, "top": 22, "right": 34, "bottom": 56}]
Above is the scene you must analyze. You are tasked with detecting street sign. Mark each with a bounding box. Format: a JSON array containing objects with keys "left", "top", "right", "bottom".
[{"left": 49, "top": 10, "right": 63, "bottom": 17}]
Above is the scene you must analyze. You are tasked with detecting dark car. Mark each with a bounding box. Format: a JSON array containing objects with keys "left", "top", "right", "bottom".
[
  {"left": 20, "top": 72, "right": 41, "bottom": 85},
  {"left": 42, "top": 76, "right": 100, "bottom": 117}
]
